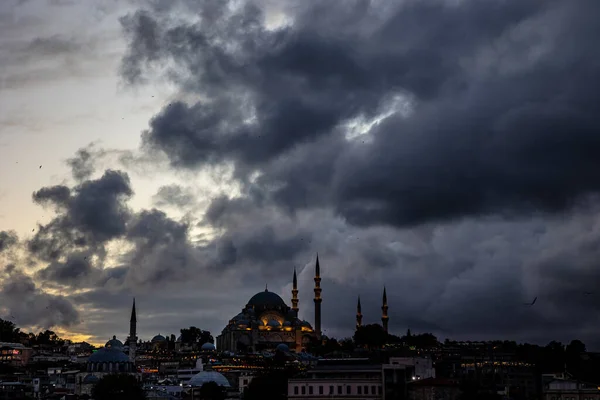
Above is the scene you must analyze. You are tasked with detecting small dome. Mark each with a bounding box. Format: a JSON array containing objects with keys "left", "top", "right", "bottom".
[
  {"left": 105, "top": 335, "right": 123, "bottom": 349},
  {"left": 188, "top": 371, "right": 231, "bottom": 388},
  {"left": 237, "top": 320, "right": 249, "bottom": 326},
  {"left": 82, "top": 374, "right": 99, "bottom": 384},
  {"left": 283, "top": 321, "right": 292, "bottom": 327},
  {"left": 88, "top": 347, "right": 129, "bottom": 363},
  {"left": 201, "top": 342, "right": 216, "bottom": 351},
  {"left": 301, "top": 320, "right": 312, "bottom": 328},
  {"left": 152, "top": 334, "right": 166, "bottom": 343},
  {"left": 267, "top": 319, "right": 281, "bottom": 328},
  {"left": 247, "top": 289, "right": 286, "bottom": 310},
  {"left": 176, "top": 335, "right": 182, "bottom": 342},
  {"left": 276, "top": 343, "right": 289, "bottom": 352}
]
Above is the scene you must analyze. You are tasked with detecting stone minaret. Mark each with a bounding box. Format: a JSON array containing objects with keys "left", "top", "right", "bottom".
[
  {"left": 314, "top": 255, "right": 322, "bottom": 338},
  {"left": 356, "top": 296, "right": 362, "bottom": 330},
  {"left": 291, "top": 268, "right": 299, "bottom": 315},
  {"left": 381, "top": 287, "right": 389, "bottom": 334},
  {"left": 129, "top": 298, "right": 137, "bottom": 363}
]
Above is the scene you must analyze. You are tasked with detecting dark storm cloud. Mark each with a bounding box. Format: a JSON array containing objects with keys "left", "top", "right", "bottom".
[
  {"left": 21, "top": 0, "right": 583, "bottom": 346},
  {"left": 120, "top": 0, "right": 600, "bottom": 228},
  {"left": 0, "top": 230, "right": 17, "bottom": 252},
  {"left": 0, "top": 264, "right": 79, "bottom": 328},
  {"left": 29, "top": 169, "right": 133, "bottom": 261}
]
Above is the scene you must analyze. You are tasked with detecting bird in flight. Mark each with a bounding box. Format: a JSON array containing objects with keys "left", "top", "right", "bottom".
[{"left": 524, "top": 297, "right": 537, "bottom": 306}]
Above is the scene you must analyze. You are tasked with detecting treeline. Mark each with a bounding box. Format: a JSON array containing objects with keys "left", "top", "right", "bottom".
[{"left": 0, "top": 318, "right": 67, "bottom": 346}]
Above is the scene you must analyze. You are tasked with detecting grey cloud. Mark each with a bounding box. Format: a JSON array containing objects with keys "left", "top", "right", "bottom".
[
  {"left": 29, "top": 170, "right": 133, "bottom": 262},
  {"left": 0, "top": 230, "right": 17, "bottom": 252},
  {"left": 36, "top": 251, "right": 96, "bottom": 287},
  {"left": 120, "top": 0, "right": 600, "bottom": 228},
  {"left": 152, "top": 184, "right": 195, "bottom": 208},
  {"left": 67, "top": 145, "right": 99, "bottom": 182},
  {"left": 13, "top": 0, "right": 600, "bottom": 347},
  {"left": 0, "top": 265, "right": 80, "bottom": 328}
]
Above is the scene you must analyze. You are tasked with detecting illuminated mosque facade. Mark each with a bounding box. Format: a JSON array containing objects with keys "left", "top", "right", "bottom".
[{"left": 216, "top": 256, "right": 325, "bottom": 353}]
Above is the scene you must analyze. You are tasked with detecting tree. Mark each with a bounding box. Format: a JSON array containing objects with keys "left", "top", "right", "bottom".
[
  {"left": 0, "top": 318, "right": 20, "bottom": 342},
  {"left": 353, "top": 324, "right": 387, "bottom": 349},
  {"left": 180, "top": 326, "right": 213, "bottom": 345},
  {"left": 91, "top": 374, "right": 146, "bottom": 400},
  {"left": 244, "top": 370, "right": 288, "bottom": 400},
  {"left": 566, "top": 339, "right": 586, "bottom": 354},
  {"left": 199, "top": 381, "right": 225, "bottom": 400}
]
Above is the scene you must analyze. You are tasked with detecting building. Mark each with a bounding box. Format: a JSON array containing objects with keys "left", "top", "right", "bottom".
[
  {"left": 288, "top": 358, "right": 383, "bottom": 399},
  {"left": 0, "top": 342, "right": 33, "bottom": 366},
  {"left": 216, "top": 256, "right": 323, "bottom": 353},
  {"left": 408, "top": 378, "right": 461, "bottom": 400},
  {"left": 542, "top": 378, "right": 600, "bottom": 400}
]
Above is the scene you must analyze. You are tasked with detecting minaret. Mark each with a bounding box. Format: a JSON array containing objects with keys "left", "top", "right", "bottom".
[
  {"left": 313, "top": 254, "right": 322, "bottom": 338},
  {"left": 291, "top": 268, "right": 299, "bottom": 315},
  {"left": 356, "top": 296, "right": 362, "bottom": 330},
  {"left": 381, "top": 287, "right": 389, "bottom": 334},
  {"left": 129, "top": 298, "right": 137, "bottom": 363}
]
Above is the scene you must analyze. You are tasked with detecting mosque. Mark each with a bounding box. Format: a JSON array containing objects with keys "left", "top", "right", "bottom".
[
  {"left": 216, "top": 256, "right": 325, "bottom": 353},
  {"left": 216, "top": 255, "right": 391, "bottom": 353}
]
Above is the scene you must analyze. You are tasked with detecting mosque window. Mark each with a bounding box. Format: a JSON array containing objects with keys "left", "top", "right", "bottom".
[
  {"left": 301, "top": 386, "right": 306, "bottom": 395},
  {"left": 338, "top": 386, "right": 342, "bottom": 394},
  {"left": 329, "top": 385, "right": 334, "bottom": 394},
  {"left": 346, "top": 386, "right": 351, "bottom": 394},
  {"left": 309, "top": 386, "right": 313, "bottom": 395},
  {"left": 294, "top": 386, "right": 298, "bottom": 395},
  {"left": 319, "top": 386, "right": 323, "bottom": 394}
]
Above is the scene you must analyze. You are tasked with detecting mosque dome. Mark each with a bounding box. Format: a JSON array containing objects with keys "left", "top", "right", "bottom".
[
  {"left": 301, "top": 320, "right": 313, "bottom": 328},
  {"left": 88, "top": 347, "right": 129, "bottom": 363},
  {"left": 267, "top": 319, "right": 281, "bottom": 328},
  {"left": 188, "top": 371, "right": 231, "bottom": 388},
  {"left": 151, "top": 334, "right": 166, "bottom": 343},
  {"left": 276, "top": 343, "right": 289, "bottom": 352},
  {"left": 201, "top": 342, "right": 216, "bottom": 351},
  {"left": 247, "top": 289, "right": 286, "bottom": 309},
  {"left": 105, "top": 335, "right": 123, "bottom": 349},
  {"left": 82, "top": 374, "right": 99, "bottom": 384},
  {"left": 283, "top": 321, "right": 292, "bottom": 327}
]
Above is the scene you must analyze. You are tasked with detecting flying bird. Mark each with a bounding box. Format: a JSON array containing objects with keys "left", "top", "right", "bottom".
[{"left": 523, "top": 297, "right": 537, "bottom": 306}]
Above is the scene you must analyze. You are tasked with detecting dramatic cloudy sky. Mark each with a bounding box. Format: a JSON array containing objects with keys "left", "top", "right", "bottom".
[{"left": 1, "top": 0, "right": 600, "bottom": 348}]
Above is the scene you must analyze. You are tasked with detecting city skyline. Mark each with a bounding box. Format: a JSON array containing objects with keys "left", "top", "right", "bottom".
[{"left": 1, "top": 0, "right": 600, "bottom": 349}]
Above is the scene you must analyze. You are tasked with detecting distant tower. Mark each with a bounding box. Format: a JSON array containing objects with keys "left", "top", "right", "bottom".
[
  {"left": 129, "top": 298, "right": 137, "bottom": 363},
  {"left": 291, "top": 268, "right": 299, "bottom": 315},
  {"left": 356, "top": 296, "right": 362, "bottom": 330},
  {"left": 314, "top": 254, "right": 322, "bottom": 339},
  {"left": 381, "top": 287, "right": 389, "bottom": 334}
]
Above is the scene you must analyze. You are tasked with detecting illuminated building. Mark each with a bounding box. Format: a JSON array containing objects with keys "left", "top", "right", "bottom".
[{"left": 216, "top": 256, "right": 322, "bottom": 353}]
